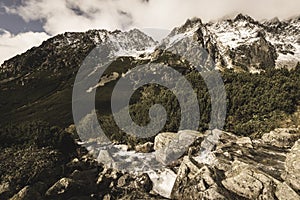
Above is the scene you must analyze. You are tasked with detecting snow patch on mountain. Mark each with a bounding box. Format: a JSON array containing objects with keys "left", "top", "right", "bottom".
[
  {"left": 209, "top": 20, "right": 261, "bottom": 49},
  {"left": 164, "top": 25, "right": 200, "bottom": 48}
]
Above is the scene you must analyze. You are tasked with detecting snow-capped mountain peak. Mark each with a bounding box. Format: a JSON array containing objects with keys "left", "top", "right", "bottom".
[{"left": 158, "top": 14, "right": 299, "bottom": 72}]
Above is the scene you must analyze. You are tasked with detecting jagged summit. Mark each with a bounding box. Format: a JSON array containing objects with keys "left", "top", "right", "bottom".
[
  {"left": 267, "top": 17, "right": 281, "bottom": 24},
  {"left": 233, "top": 13, "right": 256, "bottom": 23},
  {"left": 174, "top": 17, "right": 203, "bottom": 33}
]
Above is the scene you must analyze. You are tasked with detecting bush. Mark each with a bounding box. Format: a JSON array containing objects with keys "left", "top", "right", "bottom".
[{"left": 0, "top": 121, "right": 77, "bottom": 155}]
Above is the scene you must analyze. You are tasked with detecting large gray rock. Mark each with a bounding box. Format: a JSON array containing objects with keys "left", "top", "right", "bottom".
[
  {"left": 282, "top": 139, "right": 300, "bottom": 191},
  {"left": 148, "top": 169, "right": 177, "bottom": 199},
  {"left": 222, "top": 160, "right": 276, "bottom": 200},
  {"left": 154, "top": 132, "right": 177, "bottom": 151},
  {"left": 155, "top": 130, "right": 200, "bottom": 165},
  {"left": 222, "top": 170, "right": 263, "bottom": 199},
  {"left": 262, "top": 128, "right": 300, "bottom": 148},
  {"left": 168, "top": 128, "right": 300, "bottom": 200},
  {"left": 97, "top": 149, "right": 115, "bottom": 168}
]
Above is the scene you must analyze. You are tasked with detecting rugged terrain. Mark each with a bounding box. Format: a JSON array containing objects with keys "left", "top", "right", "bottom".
[{"left": 1, "top": 126, "right": 300, "bottom": 199}]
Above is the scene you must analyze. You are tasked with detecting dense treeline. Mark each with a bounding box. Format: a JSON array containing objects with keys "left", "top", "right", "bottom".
[
  {"left": 224, "top": 66, "right": 300, "bottom": 135},
  {"left": 2, "top": 65, "right": 300, "bottom": 147},
  {"left": 99, "top": 64, "right": 300, "bottom": 144}
]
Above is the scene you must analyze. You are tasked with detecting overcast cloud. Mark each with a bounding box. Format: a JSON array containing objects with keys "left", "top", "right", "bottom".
[
  {"left": 0, "top": 29, "right": 49, "bottom": 65},
  {"left": 0, "top": 0, "right": 299, "bottom": 64}
]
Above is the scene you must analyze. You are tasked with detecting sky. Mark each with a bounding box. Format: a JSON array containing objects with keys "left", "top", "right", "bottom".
[{"left": 0, "top": 0, "right": 299, "bottom": 64}]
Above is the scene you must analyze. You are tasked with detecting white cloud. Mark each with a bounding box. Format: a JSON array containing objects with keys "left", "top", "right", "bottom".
[
  {"left": 6, "top": 0, "right": 139, "bottom": 35},
  {"left": 6, "top": 0, "right": 300, "bottom": 35},
  {"left": 0, "top": 30, "right": 49, "bottom": 64}
]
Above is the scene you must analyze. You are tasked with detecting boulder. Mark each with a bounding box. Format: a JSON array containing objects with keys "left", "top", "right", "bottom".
[
  {"left": 222, "top": 160, "right": 276, "bottom": 199},
  {"left": 275, "top": 182, "right": 300, "bottom": 200},
  {"left": 9, "top": 186, "right": 42, "bottom": 200},
  {"left": 155, "top": 130, "right": 200, "bottom": 165},
  {"left": 97, "top": 150, "right": 115, "bottom": 168},
  {"left": 45, "top": 177, "right": 91, "bottom": 198},
  {"left": 154, "top": 132, "right": 177, "bottom": 151},
  {"left": 282, "top": 139, "right": 300, "bottom": 191},
  {"left": 135, "top": 142, "right": 154, "bottom": 153},
  {"left": 222, "top": 170, "right": 263, "bottom": 199},
  {"left": 148, "top": 169, "right": 177, "bottom": 199},
  {"left": 236, "top": 137, "right": 253, "bottom": 148},
  {"left": 262, "top": 128, "right": 300, "bottom": 148}
]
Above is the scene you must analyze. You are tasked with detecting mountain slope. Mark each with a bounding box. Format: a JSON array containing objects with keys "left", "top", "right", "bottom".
[{"left": 0, "top": 29, "right": 156, "bottom": 126}]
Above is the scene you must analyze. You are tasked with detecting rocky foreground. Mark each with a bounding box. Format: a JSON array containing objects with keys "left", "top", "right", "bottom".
[{"left": 0, "top": 126, "right": 299, "bottom": 200}]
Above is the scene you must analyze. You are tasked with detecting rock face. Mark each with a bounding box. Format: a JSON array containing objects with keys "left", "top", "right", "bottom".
[
  {"left": 170, "top": 129, "right": 300, "bottom": 200},
  {"left": 275, "top": 182, "right": 300, "bottom": 200},
  {"left": 162, "top": 14, "right": 299, "bottom": 72},
  {"left": 282, "top": 139, "right": 300, "bottom": 192},
  {"left": 171, "top": 156, "right": 226, "bottom": 200},
  {"left": 228, "top": 37, "right": 277, "bottom": 71}
]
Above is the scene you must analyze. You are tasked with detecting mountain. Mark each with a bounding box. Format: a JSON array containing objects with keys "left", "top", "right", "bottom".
[
  {"left": 0, "top": 13, "right": 300, "bottom": 130},
  {"left": 0, "top": 14, "right": 299, "bottom": 128},
  {"left": 1, "top": 13, "right": 300, "bottom": 200},
  {"left": 0, "top": 29, "right": 157, "bottom": 126},
  {"left": 160, "top": 14, "right": 299, "bottom": 72}
]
